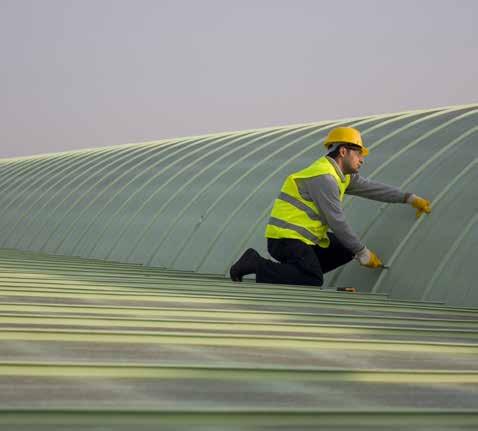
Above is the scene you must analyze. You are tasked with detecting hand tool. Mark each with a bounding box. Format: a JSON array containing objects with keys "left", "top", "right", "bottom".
[{"left": 336, "top": 287, "right": 357, "bottom": 293}]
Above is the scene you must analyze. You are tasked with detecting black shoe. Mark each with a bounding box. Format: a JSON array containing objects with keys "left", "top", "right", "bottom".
[{"left": 229, "top": 248, "right": 260, "bottom": 282}]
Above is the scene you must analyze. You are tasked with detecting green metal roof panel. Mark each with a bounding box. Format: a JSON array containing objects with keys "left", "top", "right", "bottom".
[
  {"left": 0, "top": 249, "right": 477, "bottom": 429},
  {"left": 0, "top": 104, "right": 477, "bottom": 308}
]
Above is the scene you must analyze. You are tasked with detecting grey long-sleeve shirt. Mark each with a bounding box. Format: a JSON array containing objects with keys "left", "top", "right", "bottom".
[{"left": 297, "top": 157, "right": 410, "bottom": 254}]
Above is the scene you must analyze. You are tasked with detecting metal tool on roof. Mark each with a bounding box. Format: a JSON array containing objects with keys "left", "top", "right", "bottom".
[{"left": 336, "top": 287, "right": 357, "bottom": 293}]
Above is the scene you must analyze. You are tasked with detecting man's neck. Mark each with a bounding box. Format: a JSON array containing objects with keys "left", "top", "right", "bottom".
[{"left": 326, "top": 156, "right": 346, "bottom": 181}]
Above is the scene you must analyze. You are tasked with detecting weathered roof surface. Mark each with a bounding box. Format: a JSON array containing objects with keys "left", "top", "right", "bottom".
[
  {"left": 0, "top": 249, "right": 477, "bottom": 429},
  {"left": 1, "top": 104, "right": 478, "bottom": 307}
]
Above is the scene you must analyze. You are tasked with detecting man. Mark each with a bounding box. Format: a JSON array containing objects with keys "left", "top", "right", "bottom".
[{"left": 229, "top": 126, "right": 431, "bottom": 286}]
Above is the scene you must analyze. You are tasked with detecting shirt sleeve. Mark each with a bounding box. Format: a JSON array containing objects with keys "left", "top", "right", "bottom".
[
  {"left": 298, "top": 175, "right": 365, "bottom": 254},
  {"left": 346, "top": 174, "right": 410, "bottom": 203}
]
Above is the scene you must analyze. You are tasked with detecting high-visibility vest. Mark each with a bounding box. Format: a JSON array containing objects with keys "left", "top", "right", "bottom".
[{"left": 265, "top": 156, "right": 351, "bottom": 248}]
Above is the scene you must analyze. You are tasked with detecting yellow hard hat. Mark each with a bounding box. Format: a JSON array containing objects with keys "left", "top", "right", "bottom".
[{"left": 324, "top": 127, "right": 369, "bottom": 156}]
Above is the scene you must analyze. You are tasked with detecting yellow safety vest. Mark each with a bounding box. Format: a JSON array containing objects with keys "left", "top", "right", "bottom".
[{"left": 265, "top": 156, "right": 351, "bottom": 247}]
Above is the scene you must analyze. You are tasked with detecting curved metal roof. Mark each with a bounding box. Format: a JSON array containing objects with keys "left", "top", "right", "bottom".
[
  {"left": 0, "top": 104, "right": 477, "bottom": 306},
  {"left": 1, "top": 248, "right": 477, "bottom": 427}
]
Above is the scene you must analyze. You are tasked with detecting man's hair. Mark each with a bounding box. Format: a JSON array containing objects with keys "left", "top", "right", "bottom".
[{"left": 327, "top": 143, "right": 347, "bottom": 159}]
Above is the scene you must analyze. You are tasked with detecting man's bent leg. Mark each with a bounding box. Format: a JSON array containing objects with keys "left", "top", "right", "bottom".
[
  {"left": 314, "top": 233, "right": 355, "bottom": 274},
  {"left": 256, "top": 239, "right": 323, "bottom": 286}
]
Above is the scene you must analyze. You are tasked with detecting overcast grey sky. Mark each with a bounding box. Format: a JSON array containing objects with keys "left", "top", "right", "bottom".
[{"left": 1, "top": 0, "right": 476, "bottom": 158}]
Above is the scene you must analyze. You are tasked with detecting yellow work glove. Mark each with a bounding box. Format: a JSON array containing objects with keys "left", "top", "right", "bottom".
[
  {"left": 408, "top": 194, "right": 432, "bottom": 218},
  {"left": 355, "top": 247, "right": 383, "bottom": 269}
]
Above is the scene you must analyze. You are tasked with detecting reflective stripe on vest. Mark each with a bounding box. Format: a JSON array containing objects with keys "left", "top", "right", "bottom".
[
  {"left": 277, "top": 192, "right": 321, "bottom": 221},
  {"left": 267, "top": 216, "right": 320, "bottom": 244},
  {"left": 265, "top": 156, "right": 350, "bottom": 247}
]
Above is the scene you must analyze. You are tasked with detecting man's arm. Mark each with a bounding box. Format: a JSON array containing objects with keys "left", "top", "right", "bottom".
[
  {"left": 298, "top": 175, "right": 365, "bottom": 254},
  {"left": 346, "top": 174, "right": 432, "bottom": 218},
  {"left": 298, "top": 175, "right": 385, "bottom": 268},
  {"left": 346, "top": 174, "right": 411, "bottom": 203}
]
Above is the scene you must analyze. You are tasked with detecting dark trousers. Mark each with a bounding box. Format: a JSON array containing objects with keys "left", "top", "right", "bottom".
[{"left": 256, "top": 233, "right": 354, "bottom": 287}]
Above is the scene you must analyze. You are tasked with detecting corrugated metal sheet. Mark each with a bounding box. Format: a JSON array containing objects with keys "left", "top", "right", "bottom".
[
  {"left": 0, "top": 104, "right": 477, "bottom": 307},
  {"left": 0, "top": 248, "right": 477, "bottom": 429}
]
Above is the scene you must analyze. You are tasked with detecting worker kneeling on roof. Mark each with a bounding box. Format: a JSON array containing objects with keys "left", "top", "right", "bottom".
[{"left": 230, "top": 126, "right": 431, "bottom": 286}]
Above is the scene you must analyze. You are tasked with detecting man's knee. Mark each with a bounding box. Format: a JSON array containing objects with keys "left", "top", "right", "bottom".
[
  {"left": 344, "top": 248, "right": 355, "bottom": 262},
  {"left": 328, "top": 233, "right": 355, "bottom": 261}
]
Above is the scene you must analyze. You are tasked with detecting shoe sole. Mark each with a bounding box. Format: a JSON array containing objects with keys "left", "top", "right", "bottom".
[{"left": 229, "top": 264, "right": 242, "bottom": 282}]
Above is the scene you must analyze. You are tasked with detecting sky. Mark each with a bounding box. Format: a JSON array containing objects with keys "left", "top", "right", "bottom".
[{"left": 1, "top": 0, "right": 477, "bottom": 158}]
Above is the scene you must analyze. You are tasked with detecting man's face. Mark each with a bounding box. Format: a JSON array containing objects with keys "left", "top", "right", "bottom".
[{"left": 342, "top": 147, "right": 364, "bottom": 174}]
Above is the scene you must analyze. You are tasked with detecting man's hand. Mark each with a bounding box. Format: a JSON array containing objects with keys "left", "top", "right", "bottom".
[
  {"left": 408, "top": 194, "right": 431, "bottom": 218},
  {"left": 356, "top": 247, "right": 383, "bottom": 269}
]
